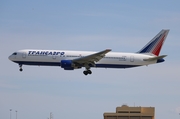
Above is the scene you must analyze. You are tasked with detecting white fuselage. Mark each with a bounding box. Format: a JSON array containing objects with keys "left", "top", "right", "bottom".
[
  {"left": 8, "top": 30, "right": 169, "bottom": 75},
  {"left": 9, "top": 49, "right": 157, "bottom": 69}
]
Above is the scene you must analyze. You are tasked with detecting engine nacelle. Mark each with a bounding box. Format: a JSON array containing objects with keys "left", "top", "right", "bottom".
[{"left": 61, "top": 60, "right": 74, "bottom": 70}]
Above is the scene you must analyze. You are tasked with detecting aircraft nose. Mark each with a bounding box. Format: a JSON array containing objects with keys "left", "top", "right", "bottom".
[{"left": 8, "top": 55, "right": 13, "bottom": 61}]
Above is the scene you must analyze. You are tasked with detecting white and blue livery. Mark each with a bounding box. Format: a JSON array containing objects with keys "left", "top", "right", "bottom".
[{"left": 9, "top": 29, "right": 169, "bottom": 75}]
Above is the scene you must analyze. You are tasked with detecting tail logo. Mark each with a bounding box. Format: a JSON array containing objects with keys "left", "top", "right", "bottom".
[{"left": 138, "top": 30, "right": 169, "bottom": 56}]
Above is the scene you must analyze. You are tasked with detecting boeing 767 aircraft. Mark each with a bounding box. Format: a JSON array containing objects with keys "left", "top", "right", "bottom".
[{"left": 9, "top": 29, "right": 169, "bottom": 75}]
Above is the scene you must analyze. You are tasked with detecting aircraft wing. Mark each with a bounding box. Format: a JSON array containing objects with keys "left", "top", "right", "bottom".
[
  {"left": 72, "top": 49, "right": 111, "bottom": 66},
  {"left": 143, "top": 55, "right": 167, "bottom": 61}
]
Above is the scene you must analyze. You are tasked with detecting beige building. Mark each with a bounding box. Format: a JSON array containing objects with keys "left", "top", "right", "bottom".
[{"left": 104, "top": 105, "right": 155, "bottom": 119}]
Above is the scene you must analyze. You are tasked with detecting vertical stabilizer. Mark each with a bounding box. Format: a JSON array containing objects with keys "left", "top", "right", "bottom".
[{"left": 138, "top": 29, "right": 169, "bottom": 56}]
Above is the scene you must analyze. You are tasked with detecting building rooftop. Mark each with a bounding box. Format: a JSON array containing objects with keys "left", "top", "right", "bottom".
[{"left": 104, "top": 105, "right": 155, "bottom": 119}]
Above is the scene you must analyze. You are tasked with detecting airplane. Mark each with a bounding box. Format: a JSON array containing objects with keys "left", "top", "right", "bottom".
[{"left": 8, "top": 29, "right": 169, "bottom": 75}]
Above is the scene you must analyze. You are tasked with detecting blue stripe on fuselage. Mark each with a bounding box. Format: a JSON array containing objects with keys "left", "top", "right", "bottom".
[
  {"left": 13, "top": 61, "right": 60, "bottom": 66},
  {"left": 13, "top": 61, "right": 141, "bottom": 68}
]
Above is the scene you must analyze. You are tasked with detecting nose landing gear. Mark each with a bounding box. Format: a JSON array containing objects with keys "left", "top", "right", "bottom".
[{"left": 19, "top": 64, "right": 23, "bottom": 72}]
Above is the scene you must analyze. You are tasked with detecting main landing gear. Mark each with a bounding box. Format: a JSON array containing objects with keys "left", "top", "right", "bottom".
[
  {"left": 19, "top": 64, "right": 23, "bottom": 72},
  {"left": 83, "top": 64, "right": 93, "bottom": 75},
  {"left": 83, "top": 70, "right": 92, "bottom": 75}
]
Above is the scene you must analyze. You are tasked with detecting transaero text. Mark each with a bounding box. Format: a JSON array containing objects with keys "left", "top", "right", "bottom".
[{"left": 28, "top": 51, "right": 65, "bottom": 56}]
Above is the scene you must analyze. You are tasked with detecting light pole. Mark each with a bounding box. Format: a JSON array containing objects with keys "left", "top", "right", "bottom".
[
  {"left": 15, "top": 110, "right": 17, "bottom": 119},
  {"left": 10, "top": 109, "right": 12, "bottom": 119}
]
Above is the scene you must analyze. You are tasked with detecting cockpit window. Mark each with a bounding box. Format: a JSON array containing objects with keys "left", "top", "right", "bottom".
[{"left": 12, "top": 52, "right": 17, "bottom": 55}]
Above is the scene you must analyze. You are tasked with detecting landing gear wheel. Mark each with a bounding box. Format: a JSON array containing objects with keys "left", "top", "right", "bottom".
[
  {"left": 19, "top": 68, "right": 23, "bottom": 72},
  {"left": 83, "top": 71, "right": 88, "bottom": 75},
  {"left": 87, "top": 70, "right": 92, "bottom": 74},
  {"left": 83, "top": 70, "right": 92, "bottom": 75}
]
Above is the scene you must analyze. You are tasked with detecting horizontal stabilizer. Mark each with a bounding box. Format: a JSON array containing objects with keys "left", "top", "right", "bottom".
[{"left": 143, "top": 55, "right": 167, "bottom": 61}]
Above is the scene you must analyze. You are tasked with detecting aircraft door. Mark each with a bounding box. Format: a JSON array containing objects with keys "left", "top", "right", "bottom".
[
  {"left": 22, "top": 52, "right": 26, "bottom": 58},
  {"left": 130, "top": 56, "right": 134, "bottom": 62}
]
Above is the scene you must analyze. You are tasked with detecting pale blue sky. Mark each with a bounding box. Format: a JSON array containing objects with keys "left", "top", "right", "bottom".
[{"left": 1, "top": 0, "right": 180, "bottom": 119}]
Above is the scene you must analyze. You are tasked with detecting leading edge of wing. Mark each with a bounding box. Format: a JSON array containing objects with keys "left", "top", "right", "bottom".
[{"left": 72, "top": 49, "right": 112, "bottom": 63}]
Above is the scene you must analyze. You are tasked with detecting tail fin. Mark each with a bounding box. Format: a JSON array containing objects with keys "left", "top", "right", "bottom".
[{"left": 138, "top": 29, "right": 169, "bottom": 56}]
